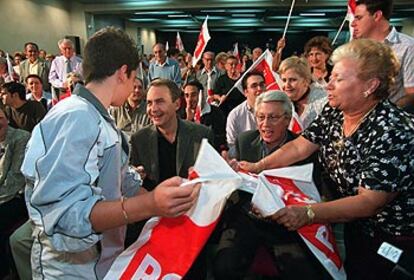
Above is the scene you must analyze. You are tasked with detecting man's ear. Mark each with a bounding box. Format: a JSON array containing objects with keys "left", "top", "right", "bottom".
[
  {"left": 174, "top": 97, "right": 181, "bottom": 111},
  {"left": 117, "top": 65, "right": 129, "bottom": 83},
  {"left": 373, "top": 10, "right": 383, "bottom": 22}
]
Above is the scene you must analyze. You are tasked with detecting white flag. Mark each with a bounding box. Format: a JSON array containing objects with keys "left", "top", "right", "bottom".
[
  {"left": 176, "top": 32, "right": 185, "bottom": 52},
  {"left": 192, "top": 16, "right": 210, "bottom": 67}
]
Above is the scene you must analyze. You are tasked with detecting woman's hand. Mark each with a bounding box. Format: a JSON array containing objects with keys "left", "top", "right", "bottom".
[
  {"left": 221, "top": 150, "right": 239, "bottom": 171},
  {"left": 239, "top": 160, "right": 263, "bottom": 174},
  {"left": 270, "top": 205, "right": 310, "bottom": 231}
]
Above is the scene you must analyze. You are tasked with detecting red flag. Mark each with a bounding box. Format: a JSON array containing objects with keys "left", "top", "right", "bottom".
[
  {"left": 192, "top": 16, "right": 211, "bottom": 67},
  {"left": 52, "top": 87, "right": 71, "bottom": 106},
  {"left": 346, "top": 0, "right": 357, "bottom": 39},
  {"left": 176, "top": 32, "right": 185, "bottom": 52},
  {"left": 233, "top": 42, "right": 243, "bottom": 72},
  {"left": 288, "top": 104, "right": 304, "bottom": 133},
  {"left": 104, "top": 140, "right": 242, "bottom": 279},
  {"left": 223, "top": 49, "right": 283, "bottom": 101}
]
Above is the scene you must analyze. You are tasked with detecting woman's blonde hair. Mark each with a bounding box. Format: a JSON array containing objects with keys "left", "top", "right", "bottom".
[
  {"left": 331, "top": 39, "right": 400, "bottom": 100},
  {"left": 278, "top": 56, "right": 312, "bottom": 84}
]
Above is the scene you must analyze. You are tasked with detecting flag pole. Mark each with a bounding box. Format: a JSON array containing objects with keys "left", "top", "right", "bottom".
[
  {"left": 332, "top": 17, "right": 347, "bottom": 46},
  {"left": 282, "top": 0, "right": 296, "bottom": 39}
]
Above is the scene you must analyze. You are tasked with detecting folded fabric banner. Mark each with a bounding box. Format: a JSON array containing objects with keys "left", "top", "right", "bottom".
[
  {"left": 104, "top": 139, "right": 241, "bottom": 279},
  {"left": 252, "top": 164, "right": 346, "bottom": 280}
]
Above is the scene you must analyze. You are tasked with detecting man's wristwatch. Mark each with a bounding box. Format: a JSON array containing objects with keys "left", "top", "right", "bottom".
[{"left": 305, "top": 204, "right": 315, "bottom": 224}]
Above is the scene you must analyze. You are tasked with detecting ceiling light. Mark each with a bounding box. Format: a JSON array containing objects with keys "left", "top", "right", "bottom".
[
  {"left": 231, "top": 14, "right": 256, "bottom": 17},
  {"left": 168, "top": 14, "right": 191, "bottom": 18},
  {"left": 299, "top": 13, "right": 326, "bottom": 16},
  {"left": 200, "top": 9, "right": 226, "bottom": 13}
]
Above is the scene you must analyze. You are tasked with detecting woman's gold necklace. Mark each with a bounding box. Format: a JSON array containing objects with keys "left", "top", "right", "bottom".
[{"left": 334, "top": 105, "right": 377, "bottom": 151}]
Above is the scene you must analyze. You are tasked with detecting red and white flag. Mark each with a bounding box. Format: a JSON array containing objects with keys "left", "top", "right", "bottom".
[
  {"left": 346, "top": 0, "right": 357, "bottom": 39},
  {"left": 192, "top": 16, "right": 211, "bottom": 67},
  {"left": 227, "top": 49, "right": 283, "bottom": 96},
  {"left": 233, "top": 42, "right": 243, "bottom": 72},
  {"left": 251, "top": 164, "right": 346, "bottom": 280},
  {"left": 104, "top": 140, "right": 242, "bottom": 279},
  {"left": 6, "top": 53, "right": 18, "bottom": 82},
  {"left": 176, "top": 32, "right": 185, "bottom": 52},
  {"left": 288, "top": 104, "right": 304, "bottom": 133}
]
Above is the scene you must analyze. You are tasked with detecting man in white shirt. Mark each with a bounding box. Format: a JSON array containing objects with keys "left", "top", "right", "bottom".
[
  {"left": 226, "top": 72, "right": 265, "bottom": 157},
  {"left": 351, "top": 0, "right": 414, "bottom": 109}
]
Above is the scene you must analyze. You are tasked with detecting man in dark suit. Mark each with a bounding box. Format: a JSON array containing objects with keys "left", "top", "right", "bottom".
[
  {"left": 129, "top": 79, "right": 213, "bottom": 279},
  {"left": 130, "top": 79, "right": 214, "bottom": 190},
  {"left": 19, "top": 42, "right": 50, "bottom": 92},
  {"left": 214, "top": 90, "right": 326, "bottom": 280}
]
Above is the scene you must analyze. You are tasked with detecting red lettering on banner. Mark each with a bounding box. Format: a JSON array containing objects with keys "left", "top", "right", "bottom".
[
  {"left": 264, "top": 176, "right": 342, "bottom": 269},
  {"left": 120, "top": 216, "right": 217, "bottom": 279}
]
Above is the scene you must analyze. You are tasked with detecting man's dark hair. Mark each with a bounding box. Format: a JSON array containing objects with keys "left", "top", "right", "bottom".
[
  {"left": 355, "top": 0, "right": 394, "bottom": 20},
  {"left": 183, "top": 80, "right": 203, "bottom": 92},
  {"left": 25, "top": 74, "right": 43, "bottom": 85},
  {"left": 149, "top": 79, "right": 181, "bottom": 101},
  {"left": 1, "top": 82, "right": 26, "bottom": 100},
  {"left": 24, "top": 42, "right": 39, "bottom": 51},
  {"left": 167, "top": 48, "right": 180, "bottom": 58},
  {"left": 82, "top": 27, "right": 139, "bottom": 84},
  {"left": 241, "top": 72, "right": 264, "bottom": 90}
]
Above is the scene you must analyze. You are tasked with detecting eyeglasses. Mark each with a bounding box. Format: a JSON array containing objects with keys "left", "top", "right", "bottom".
[
  {"left": 248, "top": 82, "right": 266, "bottom": 89},
  {"left": 256, "top": 113, "right": 286, "bottom": 123}
]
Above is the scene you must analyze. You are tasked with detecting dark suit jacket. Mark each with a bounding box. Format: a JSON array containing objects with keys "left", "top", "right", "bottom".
[
  {"left": 19, "top": 58, "right": 51, "bottom": 91},
  {"left": 235, "top": 130, "right": 297, "bottom": 162},
  {"left": 235, "top": 129, "right": 326, "bottom": 198},
  {"left": 129, "top": 118, "right": 214, "bottom": 190}
]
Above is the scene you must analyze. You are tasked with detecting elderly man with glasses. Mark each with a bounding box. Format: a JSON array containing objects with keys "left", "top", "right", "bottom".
[{"left": 214, "top": 90, "right": 326, "bottom": 280}]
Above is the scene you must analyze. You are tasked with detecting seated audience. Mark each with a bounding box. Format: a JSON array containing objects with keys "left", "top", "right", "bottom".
[
  {"left": 0, "top": 107, "right": 30, "bottom": 279},
  {"left": 240, "top": 39, "right": 414, "bottom": 280},
  {"left": 0, "top": 82, "right": 46, "bottom": 132}
]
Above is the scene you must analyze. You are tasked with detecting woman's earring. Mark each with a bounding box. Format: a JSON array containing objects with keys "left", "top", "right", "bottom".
[{"left": 363, "top": 91, "right": 370, "bottom": 98}]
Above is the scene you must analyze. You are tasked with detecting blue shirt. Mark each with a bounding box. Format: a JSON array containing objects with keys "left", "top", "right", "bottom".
[{"left": 148, "top": 57, "right": 182, "bottom": 86}]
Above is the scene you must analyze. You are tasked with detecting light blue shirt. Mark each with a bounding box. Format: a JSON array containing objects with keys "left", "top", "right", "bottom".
[
  {"left": 22, "top": 85, "right": 140, "bottom": 279},
  {"left": 148, "top": 57, "right": 182, "bottom": 86}
]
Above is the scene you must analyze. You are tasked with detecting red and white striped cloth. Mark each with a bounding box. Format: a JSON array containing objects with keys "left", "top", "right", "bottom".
[{"left": 192, "top": 17, "right": 210, "bottom": 67}]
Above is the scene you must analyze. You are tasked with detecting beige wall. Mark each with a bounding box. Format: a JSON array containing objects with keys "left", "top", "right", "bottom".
[
  {"left": 401, "top": 19, "right": 414, "bottom": 37},
  {"left": 0, "top": 0, "right": 87, "bottom": 55},
  {"left": 139, "top": 28, "right": 157, "bottom": 55}
]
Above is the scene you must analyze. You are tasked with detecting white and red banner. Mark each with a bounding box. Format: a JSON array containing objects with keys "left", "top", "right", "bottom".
[
  {"left": 192, "top": 16, "right": 211, "bottom": 67},
  {"left": 104, "top": 140, "right": 241, "bottom": 279},
  {"left": 251, "top": 164, "right": 346, "bottom": 280},
  {"left": 347, "top": 0, "right": 357, "bottom": 39},
  {"left": 224, "top": 49, "right": 283, "bottom": 99},
  {"left": 288, "top": 104, "right": 304, "bottom": 134},
  {"left": 105, "top": 145, "right": 345, "bottom": 280},
  {"left": 175, "top": 32, "right": 185, "bottom": 52}
]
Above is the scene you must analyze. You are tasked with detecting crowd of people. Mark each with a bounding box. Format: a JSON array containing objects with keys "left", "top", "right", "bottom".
[{"left": 0, "top": 0, "right": 413, "bottom": 279}]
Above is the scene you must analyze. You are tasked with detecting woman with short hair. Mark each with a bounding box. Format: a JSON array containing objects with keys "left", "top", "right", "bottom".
[{"left": 241, "top": 39, "right": 414, "bottom": 280}]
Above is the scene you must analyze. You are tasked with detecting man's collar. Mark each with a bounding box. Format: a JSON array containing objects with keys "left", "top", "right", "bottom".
[
  {"left": 201, "top": 66, "right": 216, "bottom": 75},
  {"left": 155, "top": 57, "right": 169, "bottom": 66},
  {"left": 384, "top": 26, "right": 399, "bottom": 44}
]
